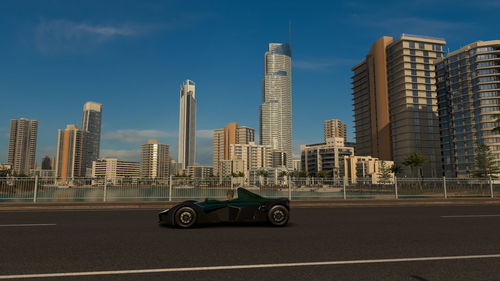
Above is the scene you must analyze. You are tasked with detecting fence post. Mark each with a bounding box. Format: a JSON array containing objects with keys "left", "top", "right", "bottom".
[
  {"left": 33, "top": 175, "right": 39, "bottom": 203},
  {"left": 103, "top": 177, "right": 107, "bottom": 202},
  {"left": 169, "top": 175, "right": 173, "bottom": 201},
  {"left": 288, "top": 176, "right": 292, "bottom": 200},
  {"left": 443, "top": 176, "right": 447, "bottom": 199},
  {"left": 343, "top": 176, "right": 347, "bottom": 200},
  {"left": 490, "top": 176, "right": 494, "bottom": 198},
  {"left": 394, "top": 176, "right": 398, "bottom": 199}
]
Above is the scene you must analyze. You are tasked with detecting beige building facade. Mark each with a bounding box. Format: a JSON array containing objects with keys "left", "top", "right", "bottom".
[
  {"left": 352, "top": 34, "right": 446, "bottom": 177},
  {"left": 140, "top": 139, "right": 169, "bottom": 178},
  {"left": 213, "top": 123, "right": 255, "bottom": 176},
  {"left": 324, "top": 119, "right": 347, "bottom": 142},
  {"left": 343, "top": 156, "right": 394, "bottom": 184},
  {"left": 55, "top": 125, "right": 86, "bottom": 184},
  {"left": 92, "top": 158, "right": 140, "bottom": 184},
  {"left": 228, "top": 142, "right": 273, "bottom": 177}
]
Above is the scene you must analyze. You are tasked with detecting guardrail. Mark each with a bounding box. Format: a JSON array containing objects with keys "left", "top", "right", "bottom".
[{"left": 0, "top": 176, "right": 497, "bottom": 203}]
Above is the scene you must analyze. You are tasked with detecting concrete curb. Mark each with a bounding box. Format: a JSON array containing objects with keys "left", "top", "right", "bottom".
[{"left": 1, "top": 198, "right": 500, "bottom": 210}]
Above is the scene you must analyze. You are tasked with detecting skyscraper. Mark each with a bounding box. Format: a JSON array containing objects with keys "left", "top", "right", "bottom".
[
  {"left": 141, "top": 139, "right": 170, "bottom": 178},
  {"left": 55, "top": 125, "right": 86, "bottom": 183},
  {"left": 352, "top": 34, "right": 446, "bottom": 177},
  {"left": 260, "top": 43, "right": 293, "bottom": 168},
  {"left": 324, "top": 119, "right": 347, "bottom": 142},
  {"left": 436, "top": 40, "right": 500, "bottom": 177},
  {"left": 41, "top": 156, "right": 55, "bottom": 170},
  {"left": 178, "top": 80, "right": 196, "bottom": 170},
  {"left": 8, "top": 118, "right": 38, "bottom": 175},
  {"left": 213, "top": 122, "right": 255, "bottom": 176},
  {"left": 81, "top": 101, "right": 102, "bottom": 174}
]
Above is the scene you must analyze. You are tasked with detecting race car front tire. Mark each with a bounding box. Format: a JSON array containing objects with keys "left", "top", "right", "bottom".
[{"left": 174, "top": 206, "right": 197, "bottom": 228}]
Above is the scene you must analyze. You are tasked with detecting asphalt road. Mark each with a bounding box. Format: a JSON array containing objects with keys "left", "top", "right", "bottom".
[{"left": 1, "top": 205, "right": 500, "bottom": 280}]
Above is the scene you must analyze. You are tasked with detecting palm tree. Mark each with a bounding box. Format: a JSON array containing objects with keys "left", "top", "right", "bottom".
[
  {"left": 403, "top": 153, "right": 427, "bottom": 178},
  {"left": 389, "top": 164, "right": 402, "bottom": 176},
  {"left": 492, "top": 115, "right": 500, "bottom": 133},
  {"left": 257, "top": 169, "right": 269, "bottom": 186}
]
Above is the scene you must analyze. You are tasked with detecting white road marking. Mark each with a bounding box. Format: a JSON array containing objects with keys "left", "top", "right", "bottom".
[
  {"left": 0, "top": 224, "right": 56, "bottom": 227},
  {"left": 1, "top": 254, "right": 500, "bottom": 279},
  {"left": 441, "top": 214, "right": 500, "bottom": 218}
]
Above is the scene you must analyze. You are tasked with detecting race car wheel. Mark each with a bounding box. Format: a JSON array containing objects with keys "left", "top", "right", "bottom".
[
  {"left": 175, "top": 207, "right": 197, "bottom": 228},
  {"left": 268, "top": 205, "right": 289, "bottom": 226}
]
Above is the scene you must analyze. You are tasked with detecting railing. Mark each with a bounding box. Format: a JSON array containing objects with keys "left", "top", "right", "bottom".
[{"left": 0, "top": 176, "right": 498, "bottom": 203}]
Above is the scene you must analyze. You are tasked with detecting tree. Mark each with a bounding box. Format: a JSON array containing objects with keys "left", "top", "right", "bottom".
[
  {"left": 377, "top": 161, "right": 392, "bottom": 183},
  {"left": 317, "top": 170, "right": 327, "bottom": 178},
  {"left": 403, "top": 153, "right": 427, "bottom": 178},
  {"left": 492, "top": 115, "right": 500, "bottom": 133},
  {"left": 389, "top": 164, "right": 402, "bottom": 176},
  {"left": 0, "top": 167, "right": 12, "bottom": 177},
  {"left": 297, "top": 171, "right": 307, "bottom": 178},
  {"left": 279, "top": 171, "right": 288, "bottom": 177},
  {"left": 472, "top": 144, "right": 500, "bottom": 178}
]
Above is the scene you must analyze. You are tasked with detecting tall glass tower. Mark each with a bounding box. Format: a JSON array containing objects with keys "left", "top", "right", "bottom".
[
  {"left": 81, "top": 101, "right": 102, "bottom": 174},
  {"left": 260, "top": 43, "right": 292, "bottom": 168},
  {"left": 178, "top": 80, "right": 196, "bottom": 169}
]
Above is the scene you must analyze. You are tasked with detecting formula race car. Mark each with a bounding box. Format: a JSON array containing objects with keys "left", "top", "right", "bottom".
[{"left": 158, "top": 188, "right": 289, "bottom": 228}]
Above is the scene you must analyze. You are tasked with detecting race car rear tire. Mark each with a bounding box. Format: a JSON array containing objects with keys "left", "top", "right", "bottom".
[
  {"left": 268, "top": 205, "right": 289, "bottom": 226},
  {"left": 175, "top": 206, "right": 197, "bottom": 228}
]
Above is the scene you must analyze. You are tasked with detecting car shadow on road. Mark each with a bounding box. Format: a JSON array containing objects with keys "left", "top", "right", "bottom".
[{"left": 159, "top": 222, "right": 296, "bottom": 229}]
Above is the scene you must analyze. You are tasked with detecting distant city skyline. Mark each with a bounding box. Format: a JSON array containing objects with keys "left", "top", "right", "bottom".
[{"left": 1, "top": 0, "right": 499, "bottom": 166}]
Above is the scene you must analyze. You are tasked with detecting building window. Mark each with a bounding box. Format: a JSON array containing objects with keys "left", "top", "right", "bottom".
[
  {"left": 419, "top": 42, "right": 425, "bottom": 49},
  {"left": 413, "top": 90, "right": 419, "bottom": 96},
  {"left": 409, "top": 41, "right": 415, "bottom": 48},
  {"left": 413, "top": 97, "right": 419, "bottom": 104}
]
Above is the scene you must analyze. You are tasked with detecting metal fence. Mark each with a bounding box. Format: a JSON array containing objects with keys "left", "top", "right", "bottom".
[{"left": 0, "top": 176, "right": 498, "bottom": 203}]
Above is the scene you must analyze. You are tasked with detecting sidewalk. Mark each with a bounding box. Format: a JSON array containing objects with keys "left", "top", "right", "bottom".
[{"left": 1, "top": 198, "right": 500, "bottom": 210}]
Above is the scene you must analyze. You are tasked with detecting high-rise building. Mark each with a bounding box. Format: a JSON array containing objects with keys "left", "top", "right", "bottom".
[
  {"left": 92, "top": 158, "right": 140, "bottom": 184},
  {"left": 178, "top": 80, "right": 196, "bottom": 170},
  {"left": 260, "top": 43, "right": 293, "bottom": 169},
  {"left": 352, "top": 34, "right": 446, "bottom": 177},
  {"left": 81, "top": 101, "right": 102, "bottom": 174},
  {"left": 141, "top": 139, "right": 170, "bottom": 178},
  {"left": 436, "top": 40, "right": 500, "bottom": 177},
  {"left": 213, "top": 123, "right": 255, "bottom": 176},
  {"left": 229, "top": 142, "right": 273, "bottom": 176},
  {"left": 8, "top": 118, "right": 38, "bottom": 175},
  {"left": 324, "top": 119, "right": 347, "bottom": 142},
  {"left": 41, "top": 156, "right": 55, "bottom": 170},
  {"left": 55, "top": 125, "right": 86, "bottom": 183}
]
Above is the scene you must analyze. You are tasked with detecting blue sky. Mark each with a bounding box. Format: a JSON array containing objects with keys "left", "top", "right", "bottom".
[{"left": 1, "top": 0, "right": 499, "bottom": 165}]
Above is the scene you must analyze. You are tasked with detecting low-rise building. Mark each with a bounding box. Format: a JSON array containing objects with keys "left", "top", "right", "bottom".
[
  {"left": 186, "top": 165, "right": 214, "bottom": 179},
  {"left": 343, "top": 156, "right": 394, "bottom": 184},
  {"left": 92, "top": 158, "right": 140, "bottom": 184},
  {"left": 300, "top": 137, "right": 354, "bottom": 177}
]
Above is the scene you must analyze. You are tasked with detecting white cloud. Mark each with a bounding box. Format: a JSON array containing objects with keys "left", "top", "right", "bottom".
[
  {"left": 196, "top": 129, "right": 214, "bottom": 139},
  {"left": 35, "top": 19, "right": 164, "bottom": 55},
  {"left": 103, "top": 129, "right": 176, "bottom": 143},
  {"left": 100, "top": 149, "right": 140, "bottom": 162}
]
